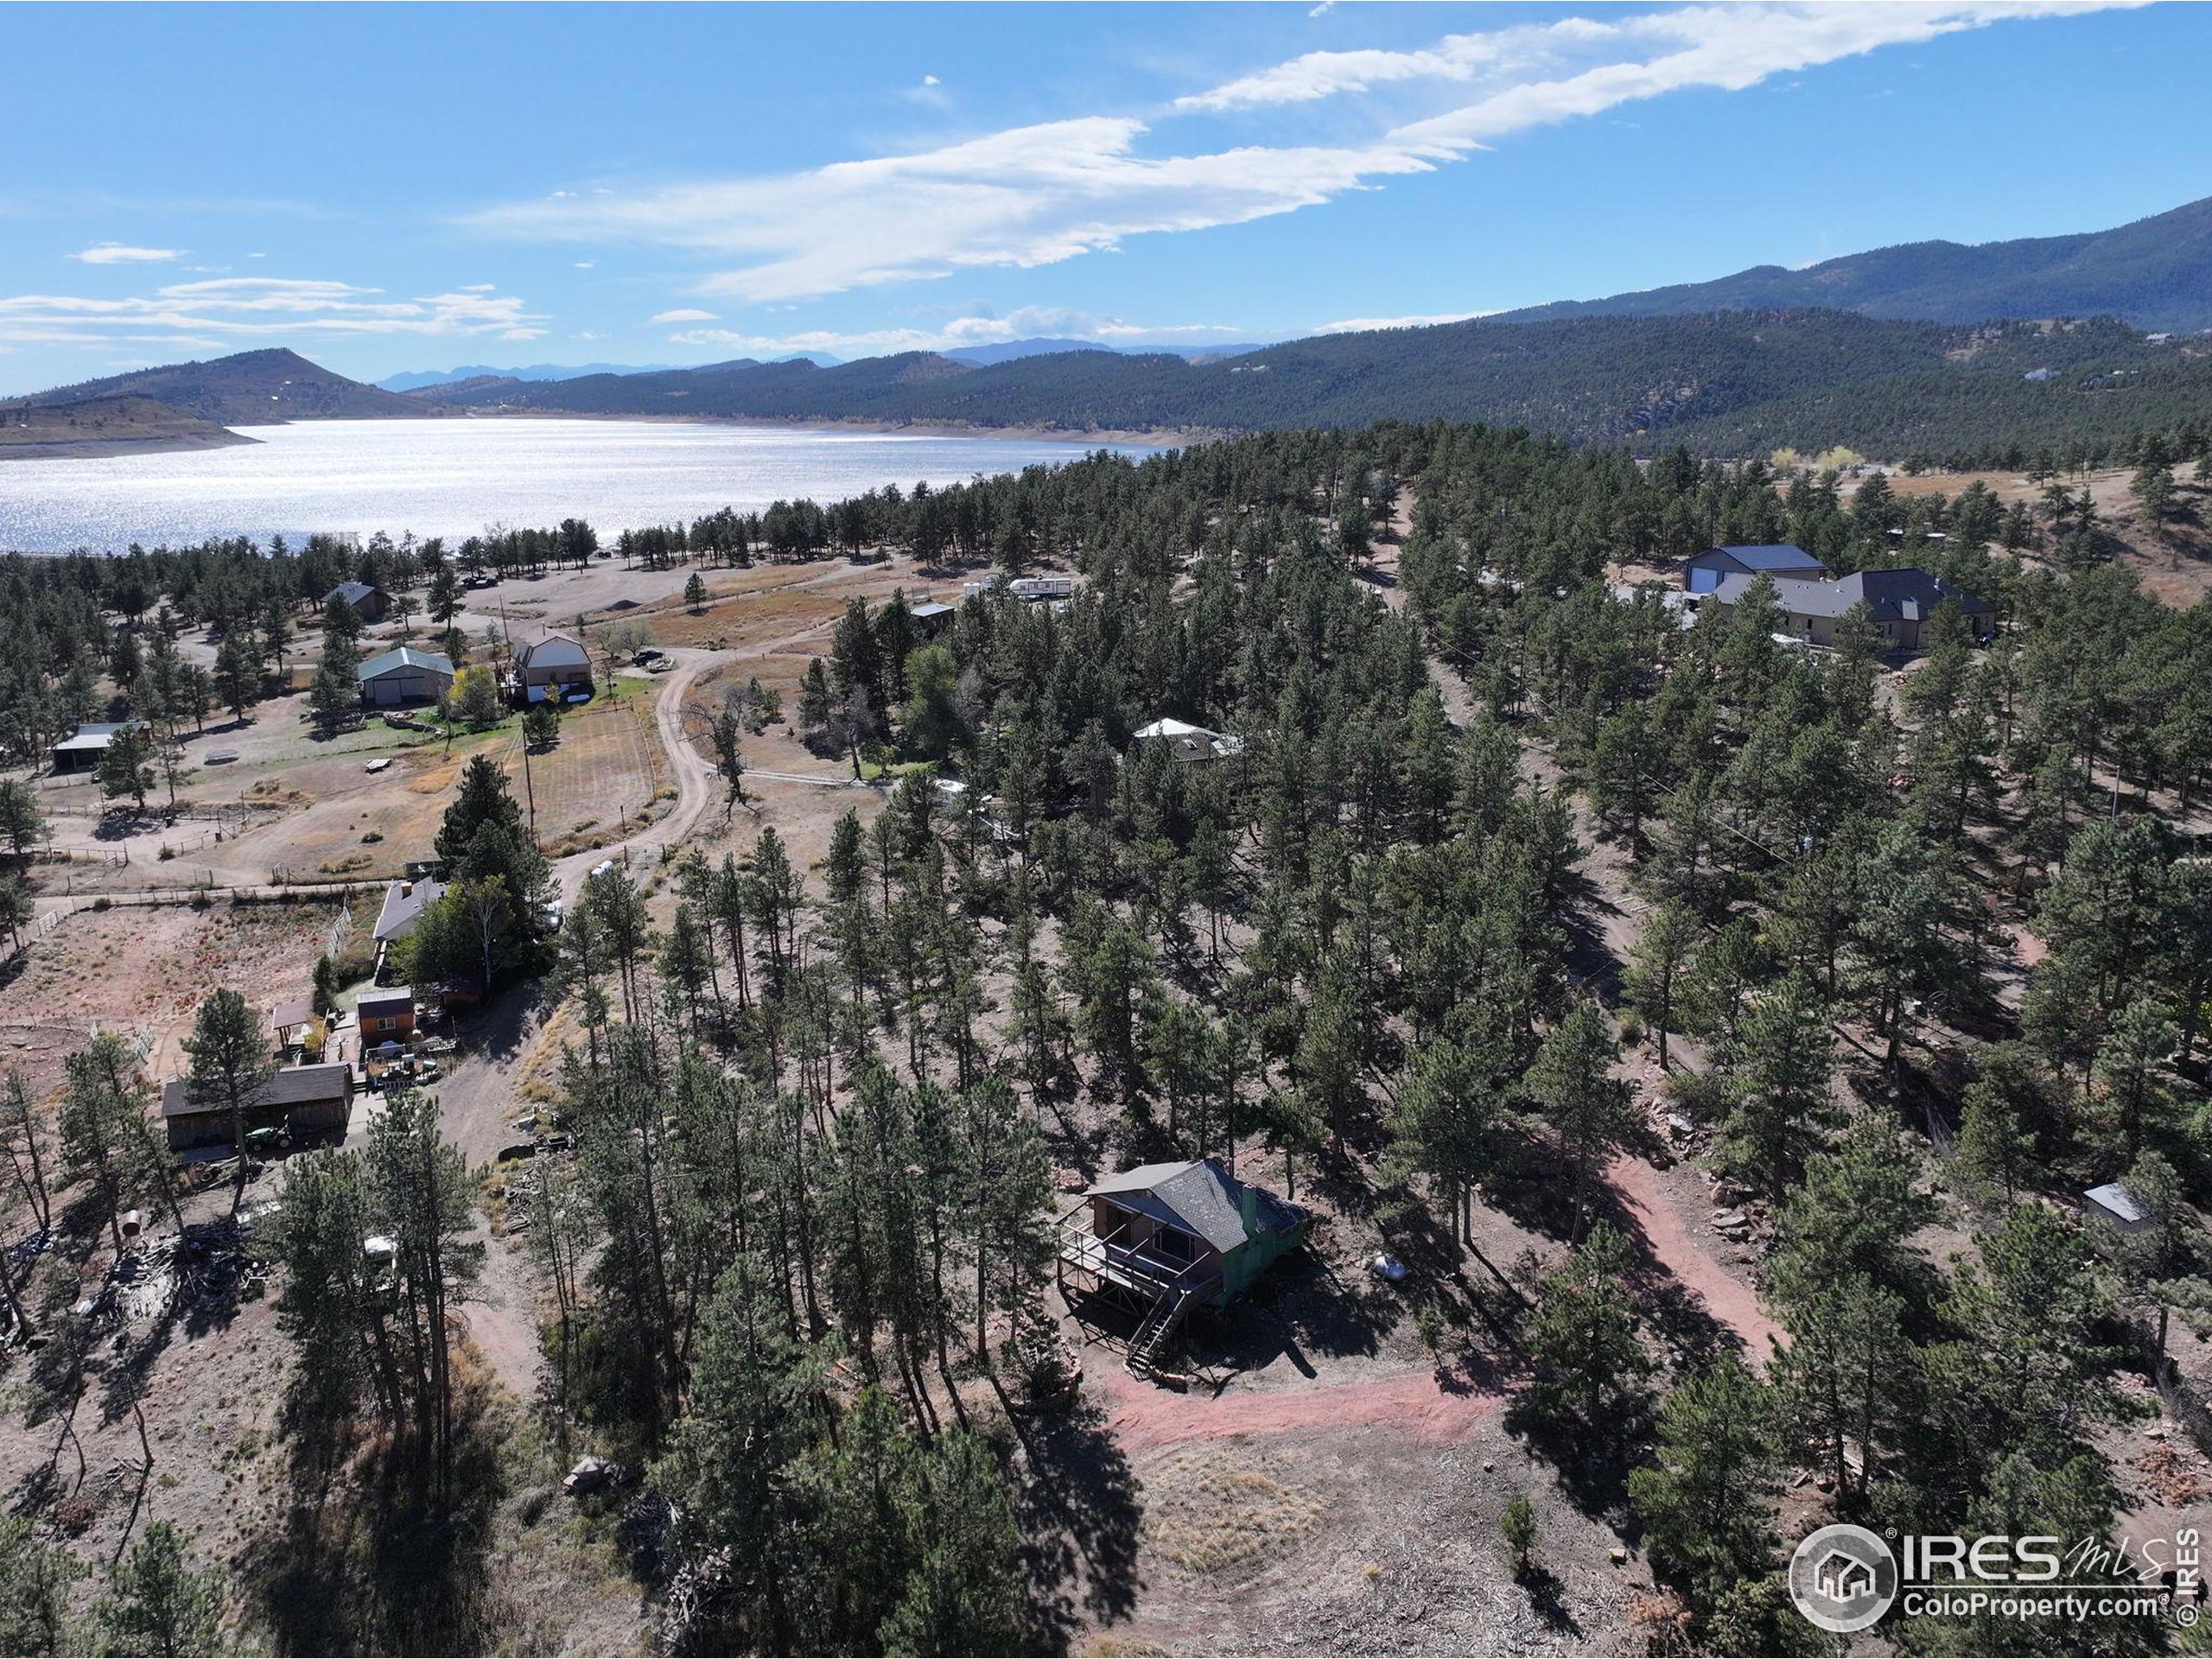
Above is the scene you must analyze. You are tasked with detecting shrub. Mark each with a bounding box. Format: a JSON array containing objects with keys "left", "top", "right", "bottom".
[{"left": 1501, "top": 1493, "right": 1538, "bottom": 1579}]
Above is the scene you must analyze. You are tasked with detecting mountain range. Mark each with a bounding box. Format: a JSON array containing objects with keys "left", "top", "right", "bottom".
[
  {"left": 379, "top": 337, "right": 1280, "bottom": 391},
  {"left": 376, "top": 360, "right": 688, "bottom": 392},
  {"left": 8, "top": 194, "right": 2211, "bottom": 464},
  {"left": 1496, "top": 194, "right": 2212, "bottom": 335}
]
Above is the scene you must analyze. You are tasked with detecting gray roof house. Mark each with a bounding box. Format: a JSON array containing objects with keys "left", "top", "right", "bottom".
[
  {"left": 357, "top": 646, "right": 455, "bottom": 708},
  {"left": 513, "top": 631, "right": 593, "bottom": 702},
  {"left": 373, "top": 877, "right": 447, "bottom": 945},
  {"left": 1685, "top": 543, "right": 1828, "bottom": 594},
  {"left": 1058, "top": 1157, "right": 1308, "bottom": 1373},
  {"left": 1707, "top": 567, "right": 1993, "bottom": 651},
  {"left": 324, "top": 580, "right": 391, "bottom": 624},
  {"left": 2083, "top": 1183, "right": 2152, "bottom": 1236},
  {"left": 49, "top": 720, "right": 143, "bottom": 772}
]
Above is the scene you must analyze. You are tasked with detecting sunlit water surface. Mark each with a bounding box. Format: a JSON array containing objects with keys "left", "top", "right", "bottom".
[{"left": 0, "top": 417, "right": 1166, "bottom": 553}]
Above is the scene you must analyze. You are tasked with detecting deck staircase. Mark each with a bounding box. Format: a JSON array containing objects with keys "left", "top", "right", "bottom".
[{"left": 1126, "top": 1280, "right": 1197, "bottom": 1377}]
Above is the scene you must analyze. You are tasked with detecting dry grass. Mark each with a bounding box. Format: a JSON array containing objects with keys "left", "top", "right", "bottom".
[
  {"left": 506, "top": 702, "right": 666, "bottom": 858},
  {"left": 1141, "top": 1445, "right": 1326, "bottom": 1580}
]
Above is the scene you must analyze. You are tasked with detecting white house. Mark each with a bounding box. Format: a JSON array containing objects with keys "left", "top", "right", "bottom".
[{"left": 1134, "top": 716, "right": 1245, "bottom": 763}]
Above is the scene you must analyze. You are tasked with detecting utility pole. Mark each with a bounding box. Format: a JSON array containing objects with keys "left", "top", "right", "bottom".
[{"left": 520, "top": 718, "right": 538, "bottom": 843}]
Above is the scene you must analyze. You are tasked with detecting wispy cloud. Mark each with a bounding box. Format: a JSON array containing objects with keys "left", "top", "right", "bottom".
[
  {"left": 70, "top": 243, "right": 182, "bottom": 265},
  {"left": 470, "top": 2, "right": 2130, "bottom": 308},
  {"left": 652, "top": 308, "right": 720, "bottom": 324},
  {"left": 0, "top": 276, "right": 546, "bottom": 348},
  {"left": 478, "top": 117, "right": 1433, "bottom": 304}
]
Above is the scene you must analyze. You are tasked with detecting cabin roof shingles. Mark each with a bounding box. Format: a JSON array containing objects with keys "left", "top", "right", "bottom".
[{"left": 1086, "top": 1158, "right": 1299, "bottom": 1253}]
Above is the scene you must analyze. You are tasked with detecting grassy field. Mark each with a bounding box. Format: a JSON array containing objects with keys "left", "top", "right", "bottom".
[{"left": 502, "top": 697, "right": 669, "bottom": 857}]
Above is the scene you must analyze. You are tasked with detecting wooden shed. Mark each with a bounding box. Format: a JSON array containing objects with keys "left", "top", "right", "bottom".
[{"left": 159, "top": 1063, "right": 355, "bottom": 1153}]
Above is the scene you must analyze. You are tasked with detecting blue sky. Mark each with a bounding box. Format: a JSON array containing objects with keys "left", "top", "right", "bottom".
[{"left": 1, "top": 1, "right": 2205, "bottom": 394}]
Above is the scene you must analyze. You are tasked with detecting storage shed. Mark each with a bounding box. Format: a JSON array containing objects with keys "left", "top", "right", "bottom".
[
  {"left": 160, "top": 1062, "right": 355, "bottom": 1153},
  {"left": 357, "top": 646, "right": 455, "bottom": 708}
]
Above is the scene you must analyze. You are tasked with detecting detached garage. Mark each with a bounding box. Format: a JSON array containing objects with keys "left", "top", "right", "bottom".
[
  {"left": 357, "top": 646, "right": 455, "bottom": 708},
  {"left": 160, "top": 1062, "right": 356, "bottom": 1152}
]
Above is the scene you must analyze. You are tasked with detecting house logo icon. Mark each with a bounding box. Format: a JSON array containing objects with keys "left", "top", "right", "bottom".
[{"left": 1789, "top": 1523, "right": 1898, "bottom": 1633}]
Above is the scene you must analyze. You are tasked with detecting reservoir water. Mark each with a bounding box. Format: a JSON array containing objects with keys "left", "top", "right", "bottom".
[{"left": 0, "top": 417, "right": 1166, "bottom": 553}]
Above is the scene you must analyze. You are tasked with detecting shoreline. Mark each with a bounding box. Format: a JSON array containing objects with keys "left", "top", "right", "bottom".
[
  {"left": 0, "top": 407, "right": 1218, "bottom": 460},
  {"left": 435, "top": 405, "right": 1213, "bottom": 448},
  {"left": 0, "top": 429, "right": 262, "bottom": 463}
]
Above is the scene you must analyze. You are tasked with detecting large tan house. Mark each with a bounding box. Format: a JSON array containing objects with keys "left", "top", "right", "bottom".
[{"left": 512, "top": 631, "right": 594, "bottom": 702}]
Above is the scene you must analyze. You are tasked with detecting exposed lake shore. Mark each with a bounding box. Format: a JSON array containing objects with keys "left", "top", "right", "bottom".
[{"left": 437, "top": 405, "right": 1211, "bottom": 448}]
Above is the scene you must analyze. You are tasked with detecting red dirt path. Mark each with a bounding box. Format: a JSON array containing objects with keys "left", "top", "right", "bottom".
[
  {"left": 1607, "top": 1153, "right": 1784, "bottom": 1366},
  {"left": 1098, "top": 1362, "right": 1508, "bottom": 1455}
]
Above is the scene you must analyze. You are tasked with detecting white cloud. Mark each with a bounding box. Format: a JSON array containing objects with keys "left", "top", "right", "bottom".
[
  {"left": 1314, "top": 311, "right": 1496, "bottom": 334},
  {"left": 470, "top": 2, "right": 2133, "bottom": 306},
  {"left": 652, "top": 308, "right": 721, "bottom": 323},
  {"left": 922, "top": 74, "right": 941, "bottom": 86},
  {"left": 0, "top": 276, "right": 547, "bottom": 349},
  {"left": 575, "top": 260, "right": 595, "bottom": 270},
  {"left": 478, "top": 116, "right": 1433, "bottom": 304},
  {"left": 70, "top": 243, "right": 182, "bottom": 265},
  {"left": 1179, "top": 1, "right": 2130, "bottom": 113}
]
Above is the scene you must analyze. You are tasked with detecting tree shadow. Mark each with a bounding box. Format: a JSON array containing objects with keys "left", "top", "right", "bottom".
[
  {"left": 1503, "top": 1394, "right": 1643, "bottom": 1523},
  {"left": 1517, "top": 1560, "right": 1585, "bottom": 1637},
  {"left": 1007, "top": 1390, "right": 1145, "bottom": 1648},
  {"left": 246, "top": 1379, "right": 516, "bottom": 1655},
  {"left": 1184, "top": 1248, "right": 1397, "bottom": 1372}
]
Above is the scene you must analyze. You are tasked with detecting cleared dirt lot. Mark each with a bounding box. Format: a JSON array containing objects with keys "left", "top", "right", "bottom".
[{"left": 0, "top": 899, "right": 346, "bottom": 1100}]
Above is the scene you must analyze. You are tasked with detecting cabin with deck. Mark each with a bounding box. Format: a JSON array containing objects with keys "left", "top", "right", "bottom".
[{"left": 1058, "top": 1159, "right": 1306, "bottom": 1373}]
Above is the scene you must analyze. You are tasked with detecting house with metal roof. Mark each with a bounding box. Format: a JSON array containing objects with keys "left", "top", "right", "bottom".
[
  {"left": 48, "top": 720, "right": 143, "bottom": 773},
  {"left": 1707, "top": 566, "right": 1993, "bottom": 651},
  {"left": 2084, "top": 1182, "right": 2152, "bottom": 1236},
  {"left": 1134, "top": 716, "right": 1246, "bottom": 763},
  {"left": 1057, "top": 1158, "right": 1306, "bottom": 1374},
  {"left": 323, "top": 580, "right": 391, "bottom": 624},
  {"left": 512, "top": 630, "right": 593, "bottom": 703},
  {"left": 356, "top": 646, "right": 455, "bottom": 708},
  {"left": 1684, "top": 543, "right": 1829, "bottom": 594}
]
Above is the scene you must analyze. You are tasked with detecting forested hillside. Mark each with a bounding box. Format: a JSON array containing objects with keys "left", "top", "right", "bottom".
[
  {"left": 0, "top": 347, "right": 426, "bottom": 424},
  {"left": 422, "top": 310, "right": 2212, "bottom": 467},
  {"left": 1500, "top": 193, "right": 2212, "bottom": 334},
  {"left": 3, "top": 420, "right": 2209, "bottom": 1651}
]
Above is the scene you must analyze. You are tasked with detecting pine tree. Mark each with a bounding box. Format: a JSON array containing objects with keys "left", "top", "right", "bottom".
[
  {"left": 92, "top": 1522, "right": 225, "bottom": 1658},
  {"left": 181, "top": 988, "right": 276, "bottom": 1216},
  {"left": 1523, "top": 1001, "right": 1632, "bottom": 1241},
  {"left": 1629, "top": 1357, "right": 1780, "bottom": 1605},
  {"left": 1717, "top": 973, "right": 1838, "bottom": 1204},
  {"left": 1624, "top": 899, "right": 1697, "bottom": 1070}
]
